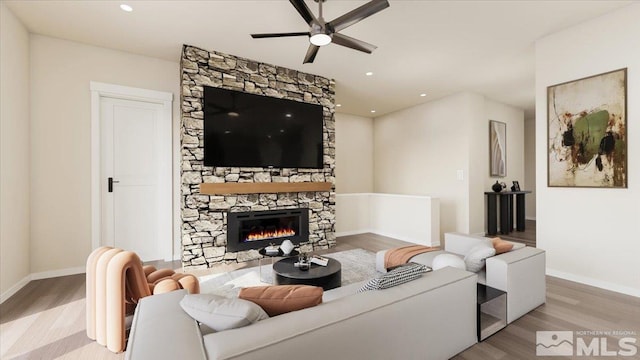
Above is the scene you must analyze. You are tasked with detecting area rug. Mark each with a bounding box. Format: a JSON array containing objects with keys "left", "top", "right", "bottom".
[{"left": 198, "top": 248, "right": 378, "bottom": 297}]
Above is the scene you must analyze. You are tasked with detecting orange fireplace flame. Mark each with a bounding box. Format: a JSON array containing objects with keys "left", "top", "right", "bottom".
[{"left": 246, "top": 228, "right": 296, "bottom": 241}]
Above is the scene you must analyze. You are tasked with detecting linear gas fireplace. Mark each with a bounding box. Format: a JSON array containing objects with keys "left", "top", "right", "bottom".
[{"left": 227, "top": 208, "right": 309, "bottom": 252}]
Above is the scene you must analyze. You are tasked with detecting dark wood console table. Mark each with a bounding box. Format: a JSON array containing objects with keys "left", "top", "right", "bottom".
[{"left": 484, "top": 191, "right": 531, "bottom": 236}]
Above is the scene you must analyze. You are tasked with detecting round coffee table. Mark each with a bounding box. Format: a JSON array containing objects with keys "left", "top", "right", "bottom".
[
  {"left": 273, "top": 257, "right": 341, "bottom": 290},
  {"left": 257, "top": 248, "right": 299, "bottom": 284}
]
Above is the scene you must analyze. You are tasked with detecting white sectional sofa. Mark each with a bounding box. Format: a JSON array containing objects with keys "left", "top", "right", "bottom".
[
  {"left": 125, "top": 267, "right": 477, "bottom": 360},
  {"left": 376, "top": 232, "right": 546, "bottom": 323}
]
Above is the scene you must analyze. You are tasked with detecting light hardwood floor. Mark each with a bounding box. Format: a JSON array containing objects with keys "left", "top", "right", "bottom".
[{"left": 1, "top": 233, "right": 638, "bottom": 359}]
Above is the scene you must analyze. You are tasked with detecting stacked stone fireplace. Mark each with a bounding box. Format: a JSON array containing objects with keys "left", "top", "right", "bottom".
[{"left": 180, "top": 45, "right": 336, "bottom": 269}]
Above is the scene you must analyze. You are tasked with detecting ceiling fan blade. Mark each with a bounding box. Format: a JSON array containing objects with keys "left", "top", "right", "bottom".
[
  {"left": 331, "top": 33, "right": 377, "bottom": 54},
  {"left": 303, "top": 44, "right": 320, "bottom": 64},
  {"left": 327, "top": 0, "right": 389, "bottom": 33},
  {"left": 251, "top": 32, "right": 310, "bottom": 39},
  {"left": 289, "top": 0, "right": 318, "bottom": 26}
]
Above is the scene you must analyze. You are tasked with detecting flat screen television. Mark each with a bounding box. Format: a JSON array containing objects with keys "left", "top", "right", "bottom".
[{"left": 203, "top": 86, "right": 324, "bottom": 168}]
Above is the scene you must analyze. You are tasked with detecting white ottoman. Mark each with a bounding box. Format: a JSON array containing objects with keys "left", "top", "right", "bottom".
[{"left": 432, "top": 254, "right": 466, "bottom": 271}]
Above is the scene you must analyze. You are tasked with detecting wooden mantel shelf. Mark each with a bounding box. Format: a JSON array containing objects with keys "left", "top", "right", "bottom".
[{"left": 200, "top": 182, "right": 332, "bottom": 195}]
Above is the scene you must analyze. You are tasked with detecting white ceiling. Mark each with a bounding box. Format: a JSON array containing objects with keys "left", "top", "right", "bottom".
[{"left": 5, "top": 0, "right": 631, "bottom": 118}]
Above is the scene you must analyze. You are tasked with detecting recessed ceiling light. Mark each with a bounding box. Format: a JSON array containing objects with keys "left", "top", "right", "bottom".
[
  {"left": 365, "top": 72, "right": 373, "bottom": 76},
  {"left": 120, "top": 4, "right": 133, "bottom": 12},
  {"left": 370, "top": 110, "right": 376, "bottom": 113},
  {"left": 420, "top": 93, "right": 427, "bottom": 97},
  {"left": 285, "top": 113, "right": 292, "bottom": 118},
  {"left": 336, "top": 104, "right": 342, "bottom": 107}
]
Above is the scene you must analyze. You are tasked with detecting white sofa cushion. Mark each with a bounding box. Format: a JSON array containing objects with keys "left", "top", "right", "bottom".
[
  {"left": 180, "top": 294, "right": 269, "bottom": 332},
  {"left": 126, "top": 290, "right": 207, "bottom": 360},
  {"left": 444, "top": 232, "right": 489, "bottom": 255},
  {"left": 464, "top": 243, "right": 496, "bottom": 272},
  {"left": 322, "top": 281, "right": 365, "bottom": 302},
  {"left": 432, "top": 254, "right": 466, "bottom": 270}
]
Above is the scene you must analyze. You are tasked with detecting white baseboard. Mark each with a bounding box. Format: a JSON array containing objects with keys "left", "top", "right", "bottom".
[
  {"left": 525, "top": 216, "right": 536, "bottom": 221},
  {"left": 0, "top": 274, "right": 31, "bottom": 304},
  {"left": 1, "top": 266, "right": 87, "bottom": 304},
  {"left": 30, "top": 266, "right": 85, "bottom": 280},
  {"left": 546, "top": 268, "right": 640, "bottom": 298},
  {"left": 335, "top": 229, "right": 372, "bottom": 237}
]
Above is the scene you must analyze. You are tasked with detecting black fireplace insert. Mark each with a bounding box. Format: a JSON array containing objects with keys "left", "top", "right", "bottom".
[{"left": 227, "top": 208, "right": 309, "bottom": 252}]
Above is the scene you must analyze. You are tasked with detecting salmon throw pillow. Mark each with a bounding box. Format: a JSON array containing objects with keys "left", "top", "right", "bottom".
[
  {"left": 238, "top": 285, "right": 323, "bottom": 316},
  {"left": 491, "top": 237, "right": 514, "bottom": 254}
]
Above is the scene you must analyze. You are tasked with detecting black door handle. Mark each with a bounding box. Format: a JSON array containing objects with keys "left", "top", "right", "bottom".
[{"left": 108, "top": 177, "right": 120, "bottom": 192}]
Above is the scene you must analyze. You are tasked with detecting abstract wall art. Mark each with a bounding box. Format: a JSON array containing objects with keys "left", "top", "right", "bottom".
[
  {"left": 547, "top": 68, "right": 627, "bottom": 188},
  {"left": 490, "top": 120, "right": 507, "bottom": 177}
]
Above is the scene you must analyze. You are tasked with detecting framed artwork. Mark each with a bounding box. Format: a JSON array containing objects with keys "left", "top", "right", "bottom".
[
  {"left": 489, "top": 120, "right": 506, "bottom": 177},
  {"left": 512, "top": 181, "right": 520, "bottom": 192},
  {"left": 547, "top": 68, "right": 627, "bottom": 188}
]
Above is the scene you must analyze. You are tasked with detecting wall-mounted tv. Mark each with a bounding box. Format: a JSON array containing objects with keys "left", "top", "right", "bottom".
[{"left": 203, "top": 86, "right": 324, "bottom": 169}]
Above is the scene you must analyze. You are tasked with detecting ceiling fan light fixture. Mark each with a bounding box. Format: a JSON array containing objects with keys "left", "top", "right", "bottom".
[
  {"left": 251, "top": 0, "right": 389, "bottom": 63},
  {"left": 310, "top": 33, "right": 332, "bottom": 46}
]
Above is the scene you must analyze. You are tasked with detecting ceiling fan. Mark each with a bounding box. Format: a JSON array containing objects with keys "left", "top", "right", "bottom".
[{"left": 251, "top": 0, "right": 390, "bottom": 64}]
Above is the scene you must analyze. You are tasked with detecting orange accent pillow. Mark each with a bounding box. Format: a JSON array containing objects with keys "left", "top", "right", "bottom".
[
  {"left": 238, "top": 285, "right": 323, "bottom": 316},
  {"left": 492, "top": 237, "right": 514, "bottom": 254}
]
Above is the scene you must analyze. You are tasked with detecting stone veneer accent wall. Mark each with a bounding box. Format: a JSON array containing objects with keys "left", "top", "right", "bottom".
[{"left": 180, "top": 45, "right": 336, "bottom": 269}]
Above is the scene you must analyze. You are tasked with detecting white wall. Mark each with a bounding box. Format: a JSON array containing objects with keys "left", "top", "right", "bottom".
[
  {"left": 374, "top": 92, "right": 524, "bottom": 236},
  {"left": 335, "top": 113, "right": 373, "bottom": 194},
  {"left": 467, "top": 94, "right": 489, "bottom": 234},
  {"left": 369, "top": 194, "right": 440, "bottom": 246},
  {"left": 524, "top": 116, "right": 536, "bottom": 219},
  {"left": 536, "top": 3, "right": 640, "bottom": 296},
  {"left": 336, "top": 193, "right": 440, "bottom": 246},
  {"left": 0, "top": 3, "right": 31, "bottom": 298},
  {"left": 335, "top": 194, "right": 371, "bottom": 235},
  {"left": 29, "top": 35, "right": 180, "bottom": 273},
  {"left": 374, "top": 93, "right": 472, "bottom": 234}
]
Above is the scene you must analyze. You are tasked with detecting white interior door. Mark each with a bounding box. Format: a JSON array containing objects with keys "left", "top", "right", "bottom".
[{"left": 100, "top": 97, "right": 170, "bottom": 261}]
